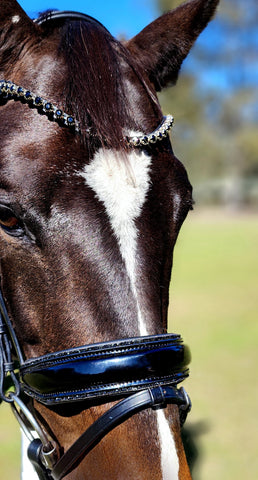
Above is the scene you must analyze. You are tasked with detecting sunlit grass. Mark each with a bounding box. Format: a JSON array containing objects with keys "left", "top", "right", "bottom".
[
  {"left": 0, "top": 402, "right": 20, "bottom": 478},
  {"left": 168, "top": 209, "right": 258, "bottom": 480}
]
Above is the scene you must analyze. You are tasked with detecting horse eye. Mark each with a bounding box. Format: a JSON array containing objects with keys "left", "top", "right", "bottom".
[{"left": 0, "top": 205, "right": 23, "bottom": 235}]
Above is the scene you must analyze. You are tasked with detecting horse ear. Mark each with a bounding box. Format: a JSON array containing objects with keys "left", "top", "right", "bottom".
[
  {"left": 126, "top": 0, "right": 219, "bottom": 91},
  {"left": 0, "top": 1, "right": 37, "bottom": 47}
]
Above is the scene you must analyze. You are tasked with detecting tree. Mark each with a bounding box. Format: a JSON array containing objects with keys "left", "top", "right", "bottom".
[{"left": 157, "top": 0, "right": 258, "bottom": 207}]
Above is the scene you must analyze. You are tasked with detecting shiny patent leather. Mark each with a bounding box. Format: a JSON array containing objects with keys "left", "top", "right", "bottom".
[{"left": 21, "top": 334, "right": 190, "bottom": 405}]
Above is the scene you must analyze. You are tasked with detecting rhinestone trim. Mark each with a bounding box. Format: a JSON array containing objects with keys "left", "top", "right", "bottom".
[
  {"left": 0, "top": 80, "right": 80, "bottom": 131},
  {"left": 0, "top": 80, "right": 174, "bottom": 146},
  {"left": 127, "top": 115, "right": 174, "bottom": 147}
]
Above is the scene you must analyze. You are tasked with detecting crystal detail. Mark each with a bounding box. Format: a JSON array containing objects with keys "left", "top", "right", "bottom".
[
  {"left": 34, "top": 97, "right": 42, "bottom": 105},
  {"left": 127, "top": 115, "right": 174, "bottom": 147},
  {"left": 0, "top": 80, "right": 76, "bottom": 130},
  {"left": 0, "top": 80, "right": 174, "bottom": 144},
  {"left": 44, "top": 103, "right": 52, "bottom": 111}
]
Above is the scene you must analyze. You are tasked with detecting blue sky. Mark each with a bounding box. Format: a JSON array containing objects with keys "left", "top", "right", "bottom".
[
  {"left": 18, "top": 0, "right": 218, "bottom": 88},
  {"left": 19, "top": 0, "right": 255, "bottom": 95},
  {"left": 19, "top": 0, "right": 158, "bottom": 38}
]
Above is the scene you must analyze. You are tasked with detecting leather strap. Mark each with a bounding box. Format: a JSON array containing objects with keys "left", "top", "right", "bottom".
[
  {"left": 46, "top": 386, "right": 189, "bottom": 480},
  {"left": 0, "top": 286, "right": 191, "bottom": 479},
  {"left": 0, "top": 288, "right": 24, "bottom": 365},
  {"left": 35, "top": 10, "right": 109, "bottom": 32},
  {"left": 20, "top": 334, "right": 190, "bottom": 405},
  {"left": 0, "top": 288, "right": 23, "bottom": 403}
]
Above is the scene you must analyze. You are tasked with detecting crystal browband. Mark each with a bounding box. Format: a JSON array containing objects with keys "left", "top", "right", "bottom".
[
  {"left": 0, "top": 80, "right": 80, "bottom": 131},
  {"left": 127, "top": 115, "right": 174, "bottom": 146},
  {"left": 0, "top": 80, "right": 174, "bottom": 146}
]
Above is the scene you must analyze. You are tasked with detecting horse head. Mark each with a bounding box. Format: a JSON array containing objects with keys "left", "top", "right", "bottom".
[{"left": 0, "top": 1, "right": 219, "bottom": 479}]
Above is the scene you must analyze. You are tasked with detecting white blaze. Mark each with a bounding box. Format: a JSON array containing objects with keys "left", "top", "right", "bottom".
[
  {"left": 81, "top": 149, "right": 151, "bottom": 336},
  {"left": 157, "top": 410, "right": 180, "bottom": 480}
]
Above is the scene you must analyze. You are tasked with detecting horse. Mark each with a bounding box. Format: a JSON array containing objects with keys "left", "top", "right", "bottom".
[{"left": 0, "top": 1, "right": 219, "bottom": 479}]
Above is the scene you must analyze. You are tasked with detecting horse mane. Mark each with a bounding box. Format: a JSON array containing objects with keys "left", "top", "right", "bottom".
[
  {"left": 1, "top": 11, "right": 161, "bottom": 153},
  {"left": 39, "top": 12, "right": 162, "bottom": 152},
  {"left": 35, "top": 13, "right": 139, "bottom": 152},
  {"left": 60, "top": 19, "right": 131, "bottom": 150}
]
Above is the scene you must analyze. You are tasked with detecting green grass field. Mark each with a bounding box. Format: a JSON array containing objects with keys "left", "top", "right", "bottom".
[
  {"left": 168, "top": 209, "right": 258, "bottom": 480},
  {"left": 0, "top": 209, "right": 257, "bottom": 479}
]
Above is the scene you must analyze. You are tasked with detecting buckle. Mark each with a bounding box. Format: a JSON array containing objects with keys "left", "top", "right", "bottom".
[
  {"left": 149, "top": 386, "right": 167, "bottom": 410},
  {"left": 179, "top": 387, "right": 192, "bottom": 426}
]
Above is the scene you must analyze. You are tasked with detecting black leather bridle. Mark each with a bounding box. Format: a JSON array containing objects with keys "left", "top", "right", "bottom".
[
  {"left": 0, "top": 10, "right": 191, "bottom": 480},
  {"left": 0, "top": 286, "right": 191, "bottom": 480}
]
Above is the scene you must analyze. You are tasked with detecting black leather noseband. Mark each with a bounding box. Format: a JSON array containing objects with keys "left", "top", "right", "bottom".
[
  {"left": 0, "top": 285, "right": 191, "bottom": 480},
  {"left": 21, "top": 334, "right": 190, "bottom": 405}
]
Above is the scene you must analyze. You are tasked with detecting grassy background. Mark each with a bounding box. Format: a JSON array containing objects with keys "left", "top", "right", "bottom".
[
  {"left": 0, "top": 402, "right": 20, "bottom": 477},
  {"left": 168, "top": 209, "right": 258, "bottom": 480},
  {"left": 0, "top": 209, "right": 257, "bottom": 478}
]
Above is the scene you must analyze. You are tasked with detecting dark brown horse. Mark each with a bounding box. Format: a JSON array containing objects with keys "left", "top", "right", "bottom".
[{"left": 0, "top": 1, "right": 219, "bottom": 479}]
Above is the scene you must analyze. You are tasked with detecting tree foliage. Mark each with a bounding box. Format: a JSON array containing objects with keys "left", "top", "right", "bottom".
[{"left": 157, "top": 0, "right": 258, "bottom": 207}]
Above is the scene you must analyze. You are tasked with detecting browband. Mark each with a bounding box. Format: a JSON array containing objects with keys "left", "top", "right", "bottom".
[
  {"left": 21, "top": 334, "right": 190, "bottom": 405},
  {"left": 0, "top": 80, "right": 174, "bottom": 146}
]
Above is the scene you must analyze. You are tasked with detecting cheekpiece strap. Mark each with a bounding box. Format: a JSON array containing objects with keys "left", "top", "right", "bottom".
[{"left": 21, "top": 334, "right": 190, "bottom": 405}]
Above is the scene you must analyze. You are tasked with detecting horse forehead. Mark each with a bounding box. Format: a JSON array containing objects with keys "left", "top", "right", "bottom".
[
  {"left": 1, "top": 132, "right": 154, "bottom": 212},
  {"left": 1, "top": 113, "right": 55, "bottom": 166},
  {"left": 1, "top": 127, "right": 180, "bottom": 219},
  {"left": 80, "top": 148, "right": 152, "bottom": 210}
]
